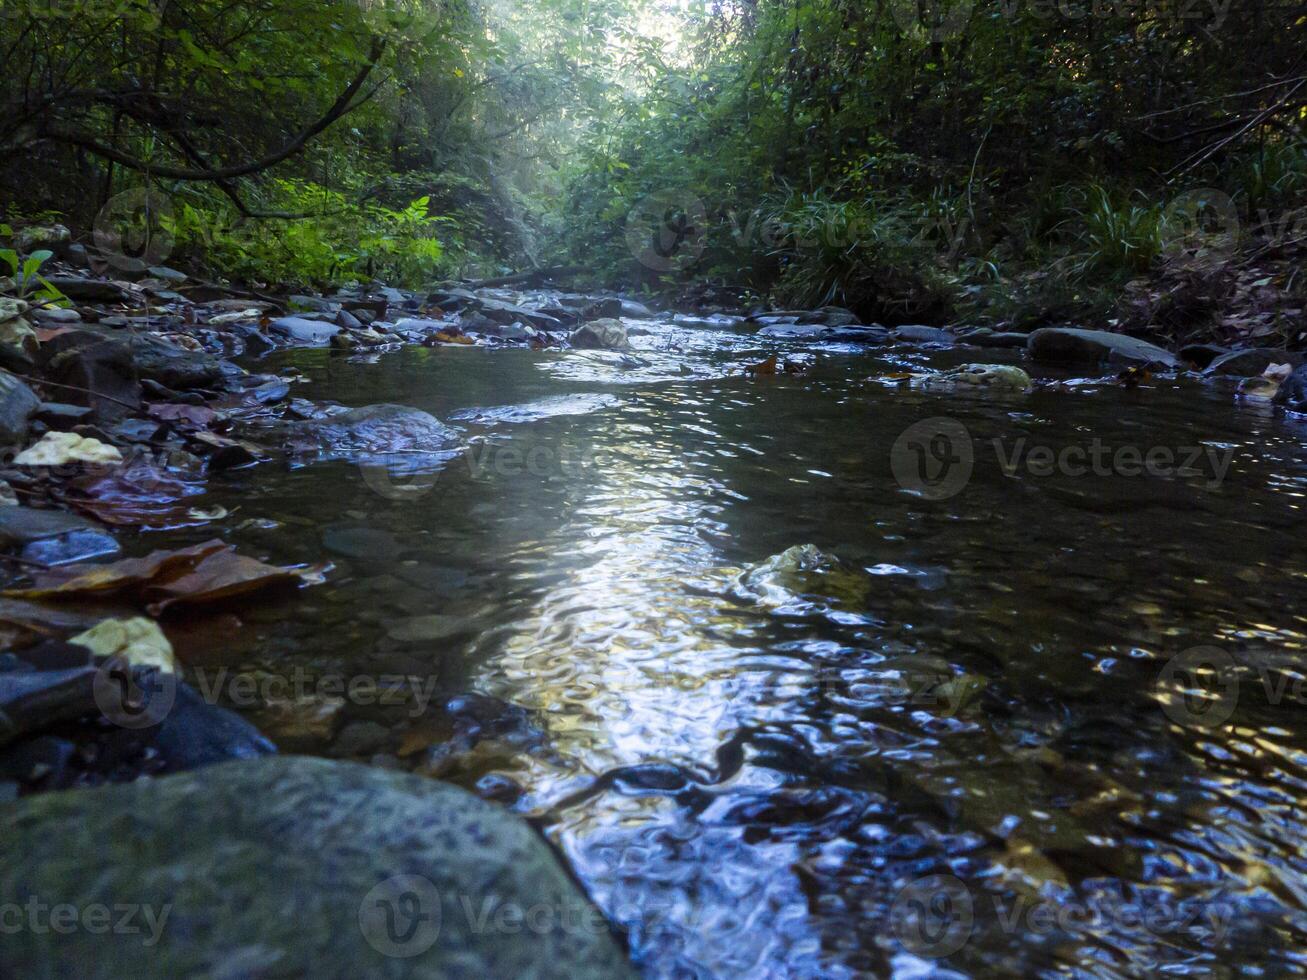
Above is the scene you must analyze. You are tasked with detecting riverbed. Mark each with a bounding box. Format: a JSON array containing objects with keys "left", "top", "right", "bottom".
[{"left": 163, "top": 312, "right": 1307, "bottom": 977}]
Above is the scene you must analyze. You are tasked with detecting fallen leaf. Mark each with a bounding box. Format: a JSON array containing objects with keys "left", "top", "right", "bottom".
[
  {"left": 71, "top": 617, "right": 178, "bottom": 673},
  {"left": 745, "top": 355, "right": 779, "bottom": 375},
  {"left": 144, "top": 549, "right": 327, "bottom": 615},
  {"left": 16, "top": 432, "right": 123, "bottom": 466},
  {"left": 3, "top": 539, "right": 326, "bottom": 616},
  {"left": 148, "top": 403, "right": 218, "bottom": 428}
]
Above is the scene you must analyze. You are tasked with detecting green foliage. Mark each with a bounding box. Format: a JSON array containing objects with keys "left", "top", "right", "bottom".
[
  {"left": 172, "top": 182, "right": 450, "bottom": 288},
  {"left": 0, "top": 238, "right": 67, "bottom": 305}
]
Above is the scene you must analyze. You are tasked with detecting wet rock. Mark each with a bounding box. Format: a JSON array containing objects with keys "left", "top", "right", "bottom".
[
  {"left": 123, "top": 332, "right": 224, "bottom": 390},
  {"left": 921, "top": 363, "right": 1032, "bottom": 392},
  {"left": 387, "top": 614, "right": 473, "bottom": 644},
  {"left": 41, "top": 276, "right": 137, "bottom": 304},
  {"left": 323, "top": 526, "right": 402, "bottom": 561},
  {"left": 335, "top": 308, "right": 363, "bottom": 331},
  {"left": 0, "top": 756, "right": 634, "bottom": 978},
  {"left": 21, "top": 528, "right": 121, "bottom": 566},
  {"left": 147, "top": 266, "right": 187, "bottom": 283},
  {"left": 964, "top": 330, "right": 1031, "bottom": 349},
  {"left": 267, "top": 316, "right": 341, "bottom": 347},
  {"left": 37, "top": 328, "right": 141, "bottom": 420},
  {"left": 332, "top": 721, "right": 392, "bottom": 757},
  {"left": 31, "top": 307, "right": 82, "bottom": 325},
  {"left": 428, "top": 287, "right": 478, "bottom": 311},
  {"left": 289, "top": 294, "right": 341, "bottom": 314},
  {"left": 153, "top": 684, "right": 276, "bottom": 770},
  {"left": 1273, "top": 363, "right": 1307, "bottom": 413},
  {"left": 757, "top": 324, "right": 832, "bottom": 339},
  {"left": 581, "top": 297, "right": 623, "bottom": 319},
  {"left": 0, "top": 299, "right": 36, "bottom": 360},
  {"left": 258, "top": 404, "right": 460, "bottom": 461},
  {"left": 619, "top": 299, "right": 656, "bottom": 319},
  {"left": 894, "top": 325, "right": 955, "bottom": 345},
  {"left": 570, "top": 318, "right": 631, "bottom": 350},
  {"left": 0, "top": 370, "right": 40, "bottom": 445},
  {"left": 815, "top": 306, "right": 860, "bottom": 327},
  {"left": 251, "top": 379, "right": 291, "bottom": 404},
  {"left": 0, "top": 507, "right": 104, "bottom": 550},
  {"left": 832, "top": 325, "right": 891, "bottom": 344},
  {"left": 1028, "top": 327, "right": 1180, "bottom": 370},
  {"left": 11, "top": 224, "right": 70, "bottom": 254},
  {"left": 392, "top": 317, "right": 446, "bottom": 336},
  {"left": 479, "top": 301, "right": 560, "bottom": 331},
  {"left": 1205, "top": 348, "right": 1300, "bottom": 378}
]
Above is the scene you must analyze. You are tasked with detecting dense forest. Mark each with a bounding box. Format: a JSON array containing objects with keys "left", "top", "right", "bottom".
[{"left": 4, "top": 0, "right": 1304, "bottom": 339}]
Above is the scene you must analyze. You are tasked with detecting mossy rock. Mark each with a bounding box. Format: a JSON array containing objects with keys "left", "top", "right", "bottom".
[{"left": 0, "top": 756, "right": 634, "bottom": 979}]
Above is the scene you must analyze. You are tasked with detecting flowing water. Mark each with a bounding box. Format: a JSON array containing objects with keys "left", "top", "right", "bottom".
[{"left": 173, "top": 313, "right": 1307, "bottom": 977}]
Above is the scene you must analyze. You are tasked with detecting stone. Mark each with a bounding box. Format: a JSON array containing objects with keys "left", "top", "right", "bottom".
[
  {"left": 323, "top": 527, "right": 403, "bottom": 561},
  {"left": 1205, "top": 348, "right": 1300, "bottom": 377},
  {"left": 1027, "top": 327, "right": 1180, "bottom": 370},
  {"left": 619, "top": 299, "right": 656, "bottom": 319},
  {"left": 921, "top": 363, "right": 1032, "bottom": 392},
  {"left": 268, "top": 316, "right": 341, "bottom": 347},
  {"left": 332, "top": 721, "right": 392, "bottom": 757},
  {"left": 1274, "top": 363, "right": 1307, "bottom": 413},
  {"left": 0, "top": 757, "right": 634, "bottom": 978},
  {"left": 893, "top": 325, "right": 955, "bottom": 345},
  {"left": 150, "top": 683, "right": 277, "bottom": 771},
  {"left": 816, "top": 306, "right": 860, "bottom": 327},
  {"left": 964, "top": 331, "right": 1031, "bottom": 349},
  {"left": 757, "top": 324, "right": 831, "bottom": 339},
  {"left": 0, "top": 370, "right": 40, "bottom": 445},
  {"left": 387, "top": 614, "right": 473, "bottom": 643},
  {"left": 288, "top": 294, "right": 341, "bottom": 314},
  {"left": 257, "top": 404, "right": 460, "bottom": 461},
  {"left": 41, "top": 276, "right": 137, "bottom": 304},
  {"left": 570, "top": 318, "right": 631, "bottom": 350},
  {"left": 30, "top": 307, "right": 81, "bottom": 324},
  {"left": 581, "top": 297, "right": 623, "bottom": 319},
  {"left": 11, "top": 224, "right": 70, "bottom": 254},
  {"left": 829, "top": 326, "right": 890, "bottom": 344},
  {"left": 37, "top": 327, "right": 141, "bottom": 420},
  {"left": 392, "top": 317, "right": 446, "bottom": 336},
  {"left": 21, "top": 528, "right": 121, "bottom": 566},
  {"left": 0, "top": 507, "right": 103, "bottom": 549},
  {"left": 147, "top": 266, "right": 187, "bottom": 283},
  {"left": 123, "top": 332, "right": 224, "bottom": 390},
  {"left": 335, "top": 308, "right": 363, "bottom": 331}
]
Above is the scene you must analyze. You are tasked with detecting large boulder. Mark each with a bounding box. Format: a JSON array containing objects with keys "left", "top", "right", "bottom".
[
  {"left": 1028, "top": 327, "right": 1180, "bottom": 370},
  {"left": 0, "top": 756, "right": 634, "bottom": 979},
  {"left": 570, "top": 318, "right": 631, "bottom": 350}
]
